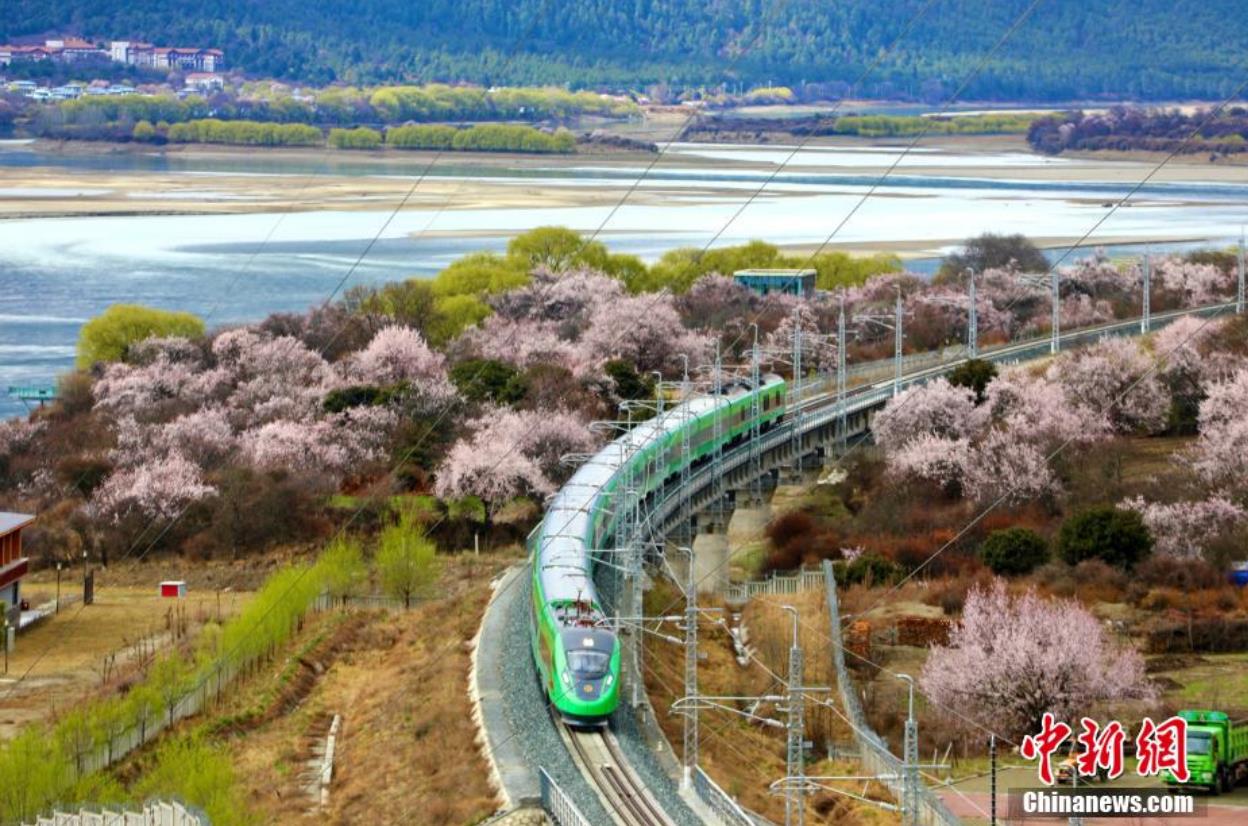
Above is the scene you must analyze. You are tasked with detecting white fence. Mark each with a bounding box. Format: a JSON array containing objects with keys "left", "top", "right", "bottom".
[
  {"left": 25, "top": 800, "right": 204, "bottom": 826},
  {"left": 820, "top": 561, "right": 960, "bottom": 826},
  {"left": 538, "top": 768, "right": 591, "bottom": 826},
  {"left": 692, "top": 767, "right": 770, "bottom": 826},
  {"left": 724, "top": 567, "right": 823, "bottom": 603}
]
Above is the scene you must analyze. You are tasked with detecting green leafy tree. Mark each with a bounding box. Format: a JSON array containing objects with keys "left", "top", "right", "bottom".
[
  {"left": 376, "top": 516, "right": 439, "bottom": 607},
  {"left": 56, "top": 707, "right": 97, "bottom": 779},
  {"left": 126, "top": 683, "right": 158, "bottom": 745},
  {"left": 93, "top": 699, "right": 129, "bottom": 765},
  {"left": 605, "top": 360, "right": 654, "bottom": 402},
  {"left": 431, "top": 252, "right": 529, "bottom": 298},
  {"left": 134, "top": 734, "right": 250, "bottom": 826},
  {"left": 948, "top": 358, "right": 998, "bottom": 404},
  {"left": 328, "top": 126, "right": 382, "bottom": 149},
  {"left": 131, "top": 119, "right": 157, "bottom": 141},
  {"left": 1058, "top": 507, "right": 1153, "bottom": 569},
  {"left": 938, "top": 233, "right": 1048, "bottom": 282},
  {"left": 320, "top": 535, "right": 366, "bottom": 606},
  {"left": 149, "top": 653, "right": 190, "bottom": 727},
  {"left": 430, "top": 294, "right": 492, "bottom": 344},
  {"left": 76, "top": 304, "right": 204, "bottom": 368},
  {"left": 450, "top": 358, "right": 527, "bottom": 404},
  {"left": 979, "top": 527, "right": 1049, "bottom": 575},
  {"left": 506, "top": 226, "right": 608, "bottom": 272}
]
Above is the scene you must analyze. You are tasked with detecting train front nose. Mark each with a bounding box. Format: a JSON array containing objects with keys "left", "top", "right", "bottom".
[{"left": 557, "top": 627, "right": 620, "bottom": 720}]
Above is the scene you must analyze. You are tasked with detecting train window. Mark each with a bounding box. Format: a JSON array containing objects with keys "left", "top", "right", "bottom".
[{"left": 568, "top": 649, "right": 610, "bottom": 678}]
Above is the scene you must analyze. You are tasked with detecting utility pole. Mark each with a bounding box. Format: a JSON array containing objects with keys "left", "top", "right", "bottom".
[
  {"left": 678, "top": 355, "right": 692, "bottom": 547},
  {"left": 1141, "top": 248, "right": 1152, "bottom": 334},
  {"left": 782, "top": 605, "right": 805, "bottom": 826},
  {"left": 681, "top": 546, "right": 698, "bottom": 788},
  {"left": 791, "top": 307, "right": 803, "bottom": 477},
  {"left": 836, "top": 292, "right": 847, "bottom": 453},
  {"left": 966, "top": 268, "right": 978, "bottom": 358},
  {"left": 989, "top": 734, "right": 997, "bottom": 826},
  {"left": 749, "top": 324, "right": 762, "bottom": 506},
  {"left": 712, "top": 344, "right": 725, "bottom": 528},
  {"left": 1050, "top": 266, "right": 1061, "bottom": 355},
  {"left": 898, "top": 674, "right": 920, "bottom": 826},
  {"left": 1238, "top": 229, "right": 1245, "bottom": 315},
  {"left": 893, "top": 287, "right": 904, "bottom": 397}
]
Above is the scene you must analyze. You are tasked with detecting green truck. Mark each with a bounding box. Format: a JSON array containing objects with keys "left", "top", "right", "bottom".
[{"left": 1164, "top": 710, "right": 1248, "bottom": 794}]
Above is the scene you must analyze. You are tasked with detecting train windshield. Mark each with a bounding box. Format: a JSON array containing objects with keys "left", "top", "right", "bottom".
[
  {"left": 1187, "top": 732, "right": 1213, "bottom": 756},
  {"left": 567, "top": 649, "right": 611, "bottom": 678}
]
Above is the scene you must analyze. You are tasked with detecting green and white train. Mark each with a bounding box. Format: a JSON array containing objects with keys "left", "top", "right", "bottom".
[{"left": 530, "top": 374, "right": 787, "bottom": 724}]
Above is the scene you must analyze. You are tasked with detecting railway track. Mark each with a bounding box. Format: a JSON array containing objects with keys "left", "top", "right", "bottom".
[{"left": 561, "top": 723, "right": 676, "bottom": 826}]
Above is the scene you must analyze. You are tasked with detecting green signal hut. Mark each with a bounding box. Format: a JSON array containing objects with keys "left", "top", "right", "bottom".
[{"left": 732, "top": 268, "right": 816, "bottom": 299}]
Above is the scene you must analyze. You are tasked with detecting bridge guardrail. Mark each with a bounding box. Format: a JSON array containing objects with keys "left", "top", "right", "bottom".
[{"left": 539, "top": 768, "right": 592, "bottom": 826}]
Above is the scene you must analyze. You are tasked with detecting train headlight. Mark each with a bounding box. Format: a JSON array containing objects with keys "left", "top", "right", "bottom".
[
  {"left": 561, "top": 670, "right": 572, "bottom": 687},
  {"left": 603, "top": 673, "right": 614, "bottom": 688}
]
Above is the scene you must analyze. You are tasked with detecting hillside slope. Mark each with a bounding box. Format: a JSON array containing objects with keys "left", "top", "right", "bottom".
[{"left": 3, "top": 0, "right": 1242, "bottom": 100}]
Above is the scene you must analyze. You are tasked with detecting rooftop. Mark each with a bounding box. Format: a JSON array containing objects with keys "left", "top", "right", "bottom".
[
  {"left": 0, "top": 512, "right": 35, "bottom": 535},
  {"left": 733, "top": 268, "right": 817, "bottom": 278}
]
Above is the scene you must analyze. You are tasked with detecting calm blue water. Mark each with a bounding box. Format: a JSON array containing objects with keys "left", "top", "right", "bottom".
[{"left": 3, "top": 141, "right": 1248, "bottom": 420}]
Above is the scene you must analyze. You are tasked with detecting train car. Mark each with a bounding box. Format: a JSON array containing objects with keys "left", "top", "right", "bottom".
[{"left": 530, "top": 374, "right": 786, "bottom": 725}]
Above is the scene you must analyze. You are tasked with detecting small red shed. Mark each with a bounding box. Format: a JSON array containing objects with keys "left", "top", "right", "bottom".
[{"left": 159, "top": 580, "right": 187, "bottom": 598}]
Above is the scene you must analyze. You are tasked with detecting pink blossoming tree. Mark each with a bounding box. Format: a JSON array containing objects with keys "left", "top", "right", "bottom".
[
  {"left": 1189, "top": 368, "right": 1248, "bottom": 487},
  {"left": 920, "top": 582, "right": 1153, "bottom": 738},
  {"left": 1119, "top": 495, "right": 1247, "bottom": 559},
  {"left": 90, "top": 452, "right": 216, "bottom": 522}
]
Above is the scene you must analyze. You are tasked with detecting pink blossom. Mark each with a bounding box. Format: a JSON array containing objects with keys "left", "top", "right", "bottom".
[
  {"left": 126, "top": 336, "right": 203, "bottom": 366},
  {"left": 93, "top": 356, "right": 207, "bottom": 420},
  {"left": 240, "top": 408, "right": 394, "bottom": 476},
  {"left": 960, "top": 430, "right": 1059, "bottom": 505},
  {"left": 490, "top": 268, "right": 624, "bottom": 327},
  {"left": 155, "top": 407, "right": 237, "bottom": 465},
  {"left": 89, "top": 452, "right": 216, "bottom": 521},
  {"left": 986, "top": 367, "right": 1109, "bottom": 449},
  {"left": 348, "top": 325, "right": 456, "bottom": 408},
  {"left": 0, "top": 418, "right": 44, "bottom": 460},
  {"left": 434, "top": 408, "right": 596, "bottom": 504},
  {"left": 1189, "top": 368, "right": 1248, "bottom": 486},
  {"left": 1152, "top": 256, "right": 1231, "bottom": 306},
  {"left": 1046, "top": 337, "right": 1169, "bottom": 434},
  {"left": 872, "top": 378, "right": 985, "bottom": 454},
  {"left": 1119, "top": 495, "right": 1247, "bottom": 559},
  {"left": 765, "top": 304, "right": 837, "bottom": 373},
  {"left": 457, "top": 315, "right": 587, "bottom": 374},
  {"left": 886, "top": 433, "right": 969, "bottom": 487},
  {"left": 580, "top": 293, "right": 713, "bottom": 373},
  {"left": 1061, "top": 254, "right": 1131, "bottom": 295},
  {"left": 920, "top": 581, "right": 1153, "bottom": 738}
]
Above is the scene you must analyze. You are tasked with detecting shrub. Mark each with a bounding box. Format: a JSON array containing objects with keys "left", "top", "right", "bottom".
[
  {"left": 376, "top": 514, "right": 439, "bottom": 607},
  {"left": 449, "top": 358, "right": 527, "bottom": 404},
  {"left": 132, "top": 119, "right": 156, "bottom": 142},
  {"left": 947, "top": 358, "right": 998, "bottom": 404},
  {"left": 979, "top": 527, "right": 1048, "bottom": 575},
  {"left": 328, "top": 126, "right": 382, "bottom": 149},
  {"left": 836, "top": 553, "right": 902, "bottom": 587},
  {"left": 76, "top": 304, "right": 204, "bottom": 368},
  {"left": 1057, "top": 506, "right": 1153, "bottom": 569}
]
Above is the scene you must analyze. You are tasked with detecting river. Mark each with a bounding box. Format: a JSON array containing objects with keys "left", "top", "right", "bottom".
[{"left": 2, "top": 140, "right": 1247, "bottom": 419}]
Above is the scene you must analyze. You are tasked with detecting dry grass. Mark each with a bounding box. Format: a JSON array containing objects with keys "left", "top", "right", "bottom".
[
  {"left": 643, "top": 584, "right": 898, "bottom": 825},
  {"left": 1, "top": 584, "right": 249, "bottom": 739},
  {"left": 225, "top": 554, "right": 511, "bottom": 825}
]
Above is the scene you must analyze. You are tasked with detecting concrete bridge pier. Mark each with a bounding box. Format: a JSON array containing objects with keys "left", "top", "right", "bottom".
[{"left": 690, "top": 530, "right": 730, "bottom": 594}]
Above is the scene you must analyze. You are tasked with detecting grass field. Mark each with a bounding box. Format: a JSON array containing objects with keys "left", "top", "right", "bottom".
[{"left": 1, "top": 583, "right": 250, "bottom": 739}]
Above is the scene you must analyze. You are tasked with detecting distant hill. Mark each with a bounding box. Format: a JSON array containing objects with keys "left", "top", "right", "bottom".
[{"left": 3, "top": 0, "right": 1243, "bottom": 101}]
